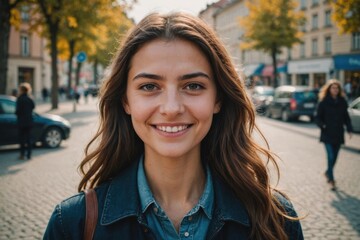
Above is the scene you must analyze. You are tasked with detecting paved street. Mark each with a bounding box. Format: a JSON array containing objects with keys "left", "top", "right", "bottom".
[{"left": 0, "top": 98, "right": 359, "bottom": 239}]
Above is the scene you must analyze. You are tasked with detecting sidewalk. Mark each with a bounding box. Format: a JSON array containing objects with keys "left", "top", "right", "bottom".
[{"left": 35, "top": 96, "right": 99, "bottom": 116}]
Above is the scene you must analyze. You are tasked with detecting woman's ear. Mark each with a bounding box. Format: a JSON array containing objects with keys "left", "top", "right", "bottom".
[
  {"left": 214, "top": 101, "right": 221, "bottom": 114},
  {"left": 122, "top": 97, "right": 131, "bottom": 114}
]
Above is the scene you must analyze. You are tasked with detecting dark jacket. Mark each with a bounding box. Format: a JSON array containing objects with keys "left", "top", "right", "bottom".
[
  {"left": 15, "top": 93, "right": 35, "bottom": 127},
  {"left": 315, "top": 96, "right": 353, "bottom": 145},
  {"left": 43, "top": 160, "right": 303, "bottom": 240}
]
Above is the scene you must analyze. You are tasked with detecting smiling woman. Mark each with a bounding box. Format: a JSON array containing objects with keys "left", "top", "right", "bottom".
[{"left": 44, "top": 12, "right": 303, "bottom": 240}]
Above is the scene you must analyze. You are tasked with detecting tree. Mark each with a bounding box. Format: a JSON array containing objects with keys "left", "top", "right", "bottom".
[
  {"left": 0, "top": 0, "right": 25, "bottom": 94},
  {"left": 239, "top": 0, "right": 305, "bottom": 87},
  {"left": 331, "top": 0, "right": 360, "bottom": 34},
  {"left": 87, "top": 3, "right": 133, "bottom": 85},
  {"left": 33, "top": 0, "right": 68, "bottom": 109}
]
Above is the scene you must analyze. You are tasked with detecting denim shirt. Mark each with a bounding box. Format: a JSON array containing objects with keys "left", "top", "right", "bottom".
[
  {"left": 138, "top": 157, "right": 214, "bottom": 239},
  {"left": 43, "top": 158, "right": 304, "bottom": 240}
]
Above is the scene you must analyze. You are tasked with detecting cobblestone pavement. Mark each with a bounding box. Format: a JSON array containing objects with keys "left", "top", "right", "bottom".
[
  {"left": 0, "top": 98, "right": 359, "bottom": 239},
  {"left": 0, "top": 97, "right": 99, "bottom": 240},
  {"left": 257, "top": 117, "right": 360, "bottom": 240}
]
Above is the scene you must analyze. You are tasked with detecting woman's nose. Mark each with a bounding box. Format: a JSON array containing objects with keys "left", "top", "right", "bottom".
[{"left": 159, "top": 89, "right": 185, "bottom": 116}]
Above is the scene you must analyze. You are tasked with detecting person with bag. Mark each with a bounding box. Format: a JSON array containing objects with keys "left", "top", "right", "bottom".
[
  {"left": 16, "top": 82, "right": 35, "bottom": 160},
  {"left": 44, "top": 12, "right": 303, "bottom": 240},
  {"left": 315, "top": 79, "right": 353, "bottom": 190}
]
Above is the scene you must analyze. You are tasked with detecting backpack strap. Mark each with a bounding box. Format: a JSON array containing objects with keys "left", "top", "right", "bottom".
[{"left": 84, "top": 189, "right": 98, "bottom": 240}]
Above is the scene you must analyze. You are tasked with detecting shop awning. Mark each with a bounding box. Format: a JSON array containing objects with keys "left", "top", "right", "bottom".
[
  {"left": 243, "top": 64, "right": 265, "bottom": 77},
  {"left": 261, "top": 64, "right": 287, "bottom": 77},
  {"left": 334, "top": 54, "right": 360, "bottom": 70}
]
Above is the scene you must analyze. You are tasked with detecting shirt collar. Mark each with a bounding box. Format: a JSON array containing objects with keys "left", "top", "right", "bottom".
[
  {"left": 100, "top": 159, "right": 249, "bottom": 227},
  {"left": 137, "top": 156, "right": 214, "bottom": 219},
  {"left": 137, "top": 156, "right": 156, "bottom": 213}
]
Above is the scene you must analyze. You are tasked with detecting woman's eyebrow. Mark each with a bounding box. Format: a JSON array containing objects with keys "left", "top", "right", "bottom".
[
  {"left": 179, "top": 72, "right": 210, "bottom": 80},
  {"left": 132, "top": 72, "right": 163, "bottom": 81},
  {"left": 132, "top": 72, "right": 210, "bottom": 81}
]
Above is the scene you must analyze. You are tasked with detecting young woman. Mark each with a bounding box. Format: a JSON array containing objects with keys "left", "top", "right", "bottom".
[
  {"left": 44, "top": 12, "right": 303, "bottom": 240},
  {"left": 316, "top": 79, "right": 353, "bottom": 190}
]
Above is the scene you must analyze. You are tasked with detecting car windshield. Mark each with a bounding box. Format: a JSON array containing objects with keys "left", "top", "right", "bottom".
[
  {"left": 261, "top": 90, "right": 274, "bottom": 96},
  {"left": 294, "top": 91, "right": 317, "bottom": 101},
  {"left": 255, "top": 88, "right": 274, "bottom": 96}
]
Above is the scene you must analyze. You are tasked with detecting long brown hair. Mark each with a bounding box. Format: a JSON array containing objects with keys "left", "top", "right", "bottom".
[
  {"left": 318, "top": 79, "right": 346, "bottom": 101},
  {"left": 79, "top": 12, "right": 293, "bottom": 240}
]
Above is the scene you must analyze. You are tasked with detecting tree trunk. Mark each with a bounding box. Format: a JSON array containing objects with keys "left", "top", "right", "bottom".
[
  {"left": 75, "top": 61, "right": 82, "bottom": 87},
  {"left": 271, "top": 46, "right": 278, "bottom": 88},
  {"left": 50, "top": 25, "right": 59, "bottom": 109},
  {"left": 67, "top": 40, "right": 75, "bottom": 99},
  {"left": 0, "top": 1, "right": 11, "bottom": 94}
]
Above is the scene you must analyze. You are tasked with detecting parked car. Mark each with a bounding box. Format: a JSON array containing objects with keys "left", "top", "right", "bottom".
[
  {"left": 266, "top": 85, "right": 318, "bottom": 122},
  {"left": 348, "top": 96, "right": 360, "bottom": 133},
  {"left": 251, "top": 86, "right": 275, "bottom": 114},
  {"left": 0, "top": 95, "right": 71, "bottom": 148}
]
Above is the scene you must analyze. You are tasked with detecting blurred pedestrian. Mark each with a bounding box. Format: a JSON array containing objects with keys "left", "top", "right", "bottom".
[
  {"left": 44, "top": 12, "right": 303, "bottom": 240},
  {"left": 41, "top": 87, "right": 49, "bottom": 102},
  {"left": 344, "top": 78, "right": 352, "bottom": 101},
  {"left": 15, "top": 82, "right": 35, "bottom": 160},
  {"left": 315, "top": 79, "right": 353, "bottom": 190}
]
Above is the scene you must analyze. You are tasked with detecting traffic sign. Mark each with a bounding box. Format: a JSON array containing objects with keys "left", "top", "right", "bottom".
[{"left": 77, "top": 51, "right": 87, "bottom": 63}]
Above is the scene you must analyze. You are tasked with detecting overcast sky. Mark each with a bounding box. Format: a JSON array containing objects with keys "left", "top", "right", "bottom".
[{"left": 128, "top": 0, "right": 217, "bottom": 23}]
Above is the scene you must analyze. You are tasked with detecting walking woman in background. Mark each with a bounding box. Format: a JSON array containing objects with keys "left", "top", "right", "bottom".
[
  {"left": 16, "top": 82, "right": 35, "bottom": 160},
  {"left": 44, "top": 12, "right": 303, "bottom": 239},
  {"left": 316, "top": 79, "right": 353, "bottom": 190}
]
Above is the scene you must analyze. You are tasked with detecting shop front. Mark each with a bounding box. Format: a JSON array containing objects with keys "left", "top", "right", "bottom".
[
  {"left": 261, "top": 63, "right": 288, "bottom": 86},
  {"left": 288, "top": 58, "right": 332, "bottom": 89},
  {"left": 334, "top": 54, "right": 360, "bottom": 98},
  {"left": 243, "top": 63, "right": 265, "bottom": 87}
]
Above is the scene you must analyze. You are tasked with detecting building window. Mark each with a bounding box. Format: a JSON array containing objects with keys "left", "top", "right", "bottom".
[
  {"left": 301, "top": 0, "right": 307, "bottom": 9},
  {"left": 21, "top": 35, "right": 30, "bottom": 56},
  {"left": 21, "top": 5, "right": 30, "bottom": 22},
  {"left": 312, "top": 39, "right": 318, "bottom": 56},
  {"left": 353, "top": 32, "right": 360, "bottom": 50},
  {"left": 312, "top": 14, "right": 318, "bottom": 29},
  {"left": 312, "top": 0, "right": 319, "bottom": 6},
  {"left": 301, "top": 22, "right": 307, "bottom": 32},
  {"left": 300, "top": 42, "right": 305, "bottom": 58},
  {"left": 324, "top": 36, "right": 331, "bottom": 54},
  {"left": 324, "top": 10, "right": 332, "bottom": 27}
]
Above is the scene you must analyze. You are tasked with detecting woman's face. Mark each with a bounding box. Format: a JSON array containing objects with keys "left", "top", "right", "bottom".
[
  {"left": 124, "top": 38, "right": 220, "bottom": 159},
  {"left": 329, "top": 84, "right": 340, "bottom": 98}
]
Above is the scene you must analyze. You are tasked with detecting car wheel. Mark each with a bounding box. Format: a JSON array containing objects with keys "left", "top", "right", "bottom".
[
  {"left": 43, "top": 127, "right": 62, "bottom": 148},
  {"left": 281, "top": 110, "right": 290, "bottom": 122}
]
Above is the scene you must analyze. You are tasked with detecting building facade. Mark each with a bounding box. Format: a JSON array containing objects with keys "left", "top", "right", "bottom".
[
  {"left": 199, "top": 0, "right": 360, "bottom": 97},
  {"left": 7, "top": 5, "right": 51, "bottom": 99},
  {"left": 289, "top": 0, "right": 360, "bottom": 96}
]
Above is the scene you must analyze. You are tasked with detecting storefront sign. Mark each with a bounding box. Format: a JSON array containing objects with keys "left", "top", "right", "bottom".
[
  {"left": 334, "top": 54, "right": 360, "bottom": 70},
  {"left": 288, "top": 58, "right": 332, "bottom": 74}
]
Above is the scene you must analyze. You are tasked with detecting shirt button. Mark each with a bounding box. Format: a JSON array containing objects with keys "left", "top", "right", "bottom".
[
  {"left": 184, "top": 232, "right": 189, "bottom": 237},
  {"left": 153, "top": 207, "right": 158, "bottom": 213},
  {"left": 143, "top": 228, "right": 148, "bottom": 233},
  {"left": 188, "top": 216, "right": 192, "bottom": 221}
]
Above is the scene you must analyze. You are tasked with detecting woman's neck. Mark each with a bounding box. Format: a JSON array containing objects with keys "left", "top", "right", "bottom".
[
  {"left": 144, "top": 152, "right": 205, "bottom": 205},
  {"left": 143, "top": 150, "right": 206, "bottom": 229}
]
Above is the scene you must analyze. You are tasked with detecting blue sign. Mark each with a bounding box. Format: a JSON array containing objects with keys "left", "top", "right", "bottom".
[
  {"left": 77, "top": 51, "right": 87, "bottom": 63},
  {"left": 334, "top": 54, "right": 360, "bottom": 70}
]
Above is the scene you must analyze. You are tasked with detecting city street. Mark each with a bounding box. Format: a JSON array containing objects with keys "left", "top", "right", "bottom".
[{"left": 0, "top": 98, "right": 359, "bottom": 239}]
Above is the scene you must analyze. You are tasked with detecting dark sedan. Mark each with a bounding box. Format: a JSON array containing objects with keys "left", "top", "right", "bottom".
[{"left": 0, "top": 95, "right": 71, "bottom": 148}]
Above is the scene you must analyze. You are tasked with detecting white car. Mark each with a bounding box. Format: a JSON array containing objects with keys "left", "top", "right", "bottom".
[{"left": 348, "top": 97, "right": 360, "bottom": 133}]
